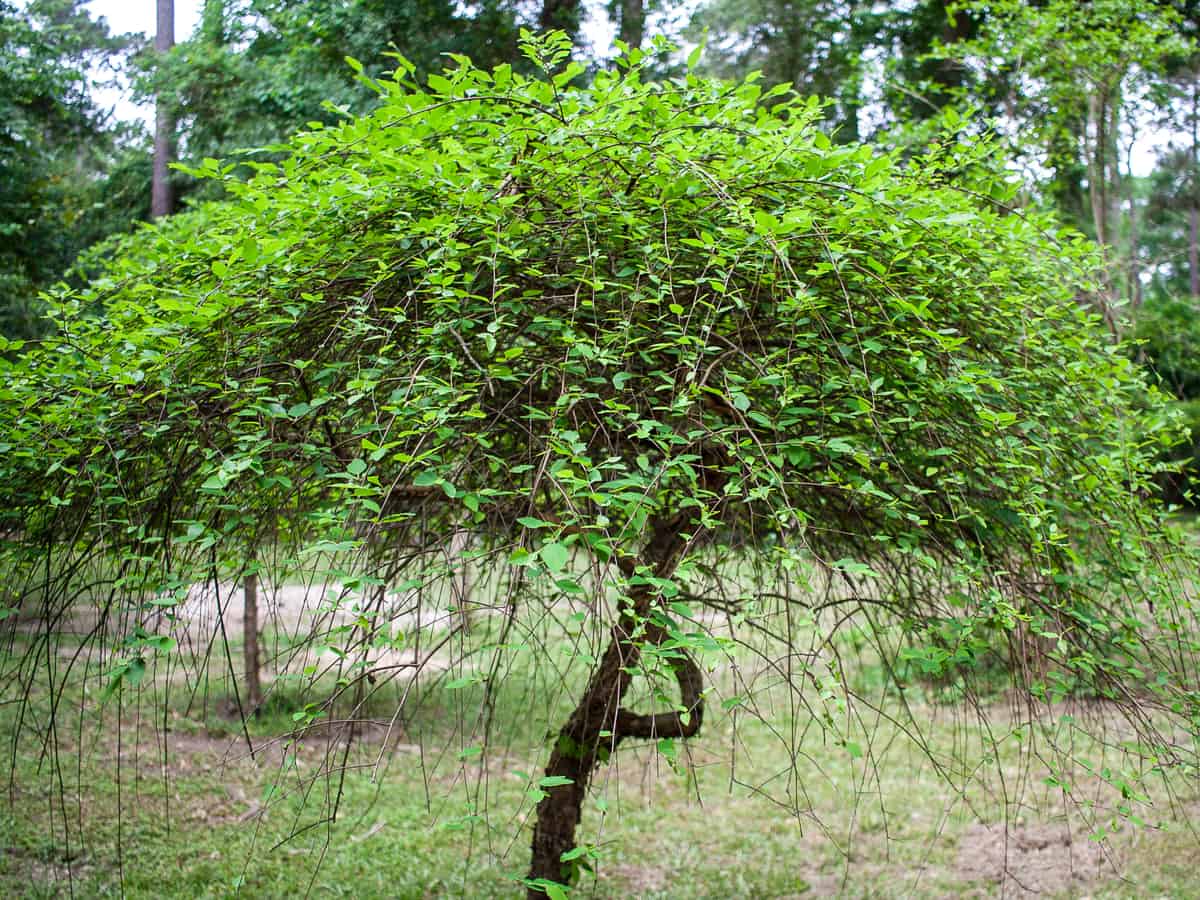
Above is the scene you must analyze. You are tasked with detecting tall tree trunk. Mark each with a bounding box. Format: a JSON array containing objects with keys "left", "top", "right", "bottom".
[
  {"left": 618, "top": 0, "right": 645, "bottom": 52},
  {"left": 1088, "top": 90, "right": 1109, "bottom": 248},
  {"left": 1129, "top": 196, "right": 1142, "bottom": 308},
  {"left": 243, "top": 565, "right": 261, "bottom": 712},
  {"left": 526, "top": 516, "right": 704, "bottom": 895},
  {"left": 1105, "top": 89, "right": 1123, "bottom": 331},
  {"left": 1085, "top": 87, "right": 1121, "bottom": 333},
  {"left": 1106, "top": 94, "right": 1121, "bottom": 260},
  {"left": 151, "top": 0, "right": 176, "bottom": 220},
  {"left": 539, "top": 0, "right": 582, "bottom": 40},
  {"left": 1124, "top": 129, "right": 1141, "bottom": 309},
  {"left": 1190, "top": 208, "right": 1198, "bottom": 301},
  {"left": 933, "top": 1, "right": 973, "bottom": 102},
  {"left": 1191, "top": 81, "right": 1199, "bottom": 300}
]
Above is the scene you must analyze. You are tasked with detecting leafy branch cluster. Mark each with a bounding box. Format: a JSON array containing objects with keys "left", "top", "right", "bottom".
[{"left": 1, "top": 33, "right": 1198, "bottom": 892}]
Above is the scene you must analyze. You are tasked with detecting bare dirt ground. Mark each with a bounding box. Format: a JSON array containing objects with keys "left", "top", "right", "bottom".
[
  {"left": 171, "top": 578, "right": 461, "bottom": 642},
  {"left": 954, "top": 822, "right": 1117, "bottom": 897},
  {"left": 38, "top": 577, "right": 462, "bottom": 689}
]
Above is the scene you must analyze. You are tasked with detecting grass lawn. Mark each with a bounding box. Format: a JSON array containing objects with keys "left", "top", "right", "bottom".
[{"left": 2, "top": 608, "right": 1198, "bottom": 898}]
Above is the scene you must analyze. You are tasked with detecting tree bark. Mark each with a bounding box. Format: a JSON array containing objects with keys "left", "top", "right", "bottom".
[
  {"left": 933, "top": 1, "right": 973, "bottom": 104},
  {"left": 1190, "top": 207, "right": 1198, "bottom": 301},
  {"left": 1124, "top": 129, "right": 1141, "bottom": 309},
  {"left": 1085, "top": 86, "right": 1121, "bottom": 333},
  {"left": 539, "top": 0, "right": 582, "bottom": 40},
  {"left": 243, "top": 567, "right": 261, "bottom": 712},
  {"left": 1129, "top": 194, "right": 1142, "bottom": 308},
  {"left": 1107, "top": 94, "right": 1121, "bottom": 260},
  {"left": 1191, "top": 80, "right": 1198, "bottom": 300},
  {"left": 526, "top": 516, "right": 704, "bottom": 895},
  {"left": 151, "top": 0, "right": 176, "bottom": 220},
  {"left": 618, "top": 0, "right": 645, "bottom": 52},
  {"left": 1087, "top": 90, "right": 1109, "bottom": 249}
]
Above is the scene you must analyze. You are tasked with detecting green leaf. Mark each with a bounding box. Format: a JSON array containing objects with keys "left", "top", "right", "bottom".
[
  {"left": 427, "top": 73, "right": 454, "bottom": 94},
  {"left": 529, "top": 881, "right": 569, "bottom": 900},
  {"left": 540, "top": 542, "right": 570, "bottom": 572},
  {"left": 200, "top": 473, "right": 227, "bottom": 493}
]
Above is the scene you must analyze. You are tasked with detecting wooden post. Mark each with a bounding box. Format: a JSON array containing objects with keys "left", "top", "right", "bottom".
[
  {"left": 449, "top": 528, "right": 472, "bottom": 633},
  {"left": 243, "top": 564, "right": 261, "bottom": 712}
]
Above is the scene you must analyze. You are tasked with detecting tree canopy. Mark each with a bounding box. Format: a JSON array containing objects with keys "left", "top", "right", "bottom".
[{"left": 2, "top": 33, "right": 1198, "bottom": 895}]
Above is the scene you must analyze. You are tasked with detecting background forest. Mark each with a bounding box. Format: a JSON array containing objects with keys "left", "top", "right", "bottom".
[{"left": 7, "top": 3, "right": 1200, "bottom": 899}]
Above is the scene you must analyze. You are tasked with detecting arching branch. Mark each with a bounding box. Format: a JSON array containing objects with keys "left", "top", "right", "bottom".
[{"left": 614, "top": 644, "right": 704, "bottom": 742}]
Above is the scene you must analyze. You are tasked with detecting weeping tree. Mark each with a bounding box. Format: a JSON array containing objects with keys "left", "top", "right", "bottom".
[{"left": 2, "top": 32, "right": 1199, "bottom": 896}]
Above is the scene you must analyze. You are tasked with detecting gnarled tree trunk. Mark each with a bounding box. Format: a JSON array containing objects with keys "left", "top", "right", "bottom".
[{"left": 526, "top": 517, "right": 705, "bottom": 895}]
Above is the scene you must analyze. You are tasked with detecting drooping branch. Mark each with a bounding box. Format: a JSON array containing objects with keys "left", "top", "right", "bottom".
[{"left": 613, "top": 630, "right": 704, "bottom": 742}]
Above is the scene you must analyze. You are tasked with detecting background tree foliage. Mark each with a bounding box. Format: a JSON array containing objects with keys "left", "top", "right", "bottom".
[
  {"left": 2, "top": 34, "right": 1199, "bottom": 895},
  {"left": 686, "top": 0, "right": 875, "bottom": 140},
  {"left": 139, "top": 0, "right": 528, "bottom": 172},
  {"left": 0, "top": 0, "right": 145, "bottom": 338}
]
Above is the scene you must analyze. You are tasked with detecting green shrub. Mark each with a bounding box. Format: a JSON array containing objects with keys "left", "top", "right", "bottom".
[{"left": 1, "top": 33, "right": 1198, "bottom": 892}]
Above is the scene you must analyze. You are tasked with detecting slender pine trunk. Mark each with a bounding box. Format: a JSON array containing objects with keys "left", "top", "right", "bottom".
[
  {"left": 1190, "top": 208, "right": 1198, "bottom": 301},
  {"left": 618, "top": 0, "right": 645, "bottom": 51},
  {"left": 1191, "top": 81, "right": 1199, "bottom": 300},
  {"left": 539, "top": 0, "right": 582, "bottom": 39},
  {"left": 151, "top": 0, "right": 176, "bottom": 219}
]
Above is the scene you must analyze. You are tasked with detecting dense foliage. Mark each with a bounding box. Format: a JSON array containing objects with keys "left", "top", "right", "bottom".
[
  {"left": 8, "top": 1, "right": 1200, "bottom": 349},
  {"left": 139, "top": 0, "right": 529, "bottom": 174},
  {"left": 0, "top": 0, "right": 146, "bottom": 338},
  {"left": 2, "top": 35, "right": 1199, "bottom": 893}
]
